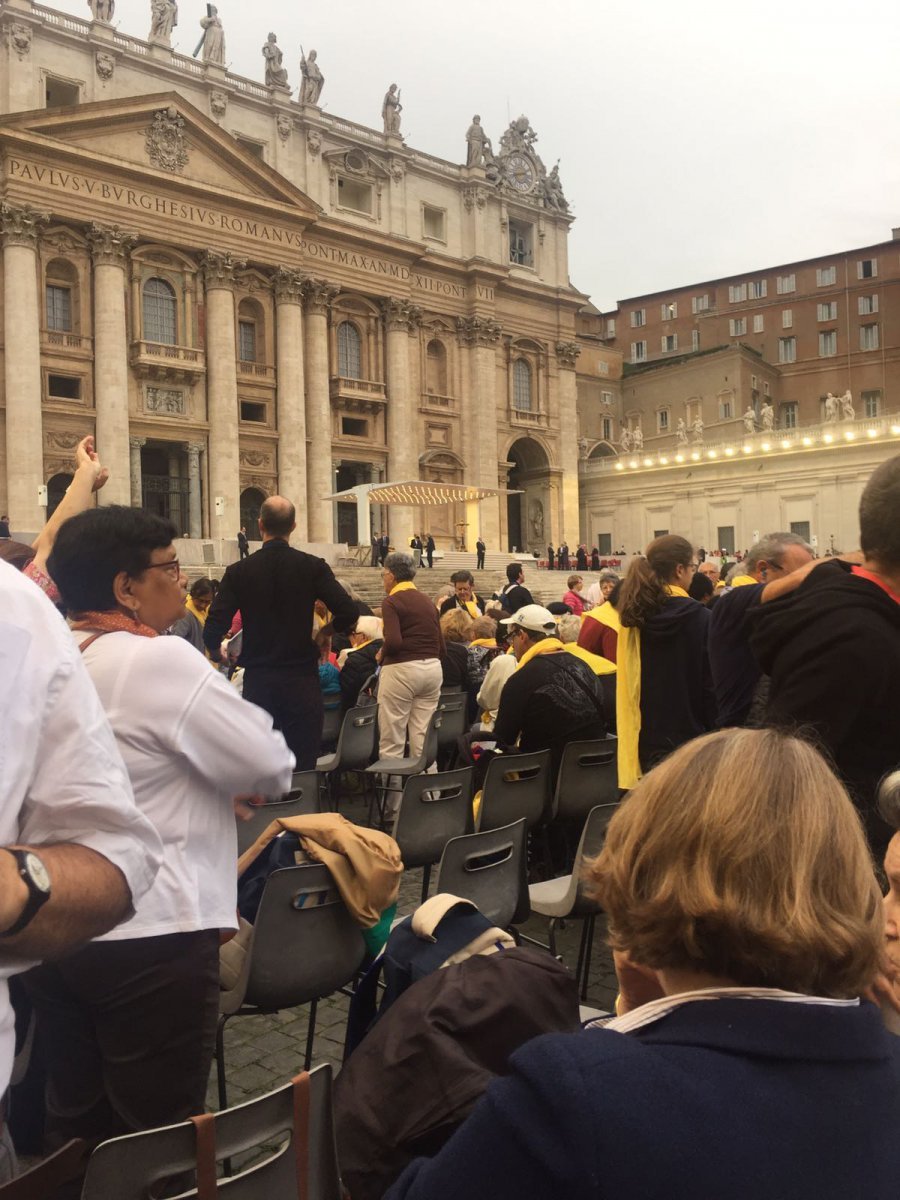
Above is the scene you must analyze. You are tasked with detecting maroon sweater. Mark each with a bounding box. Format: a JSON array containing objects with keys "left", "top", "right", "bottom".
[{"left": 381, "top": 587, "right": 445, "bottom": 665}]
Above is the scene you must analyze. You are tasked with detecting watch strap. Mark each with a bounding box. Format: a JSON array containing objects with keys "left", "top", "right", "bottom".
[{"left": 0, "top": 849, "right": 50, "bottom": 938}]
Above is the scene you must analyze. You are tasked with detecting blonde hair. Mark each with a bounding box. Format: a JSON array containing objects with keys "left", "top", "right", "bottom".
[
  {"left": 470, "top": 615, "right": 497, "bottom": 641},
  {"left": 556, "top": 614, "right": 582, "bottom": 644},
  {"left": 588, "top": 727, "right": 883, "bottom": 997},
  {"left": 567, "top": 574, "right": 583, "bottom": 591},
  {"left": 440, "top": 607, "right": 475, "bottom": 644}
]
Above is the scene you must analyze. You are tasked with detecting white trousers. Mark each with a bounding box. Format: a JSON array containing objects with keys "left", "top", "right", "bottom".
[{"left": 377, "top": 658, "right": 443, "bottom": 762}]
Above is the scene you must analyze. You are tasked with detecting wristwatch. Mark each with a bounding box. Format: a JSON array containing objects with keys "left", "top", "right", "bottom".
[{"left": 0, "top": 850, "right": 51, "bottom": 937}]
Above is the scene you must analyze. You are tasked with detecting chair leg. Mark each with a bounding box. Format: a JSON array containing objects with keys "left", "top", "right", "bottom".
[
  {"left": 580, "top": 915, "right": 596, "bottom": 1001},
  {"left": 420, "top": 862, "right": 432, "bottom": 905},
  {"left": 575, "top": 919, "right": 590, "bottom": 993},
  {"left": 304, "top": 997, "right": 318, "bottom": 1071},
  {"left": 215, "top": 1013, "right": 229, "bottom": 1112},
  {"left": 548, "top": 917, "right": 558, "bottom": 959}
]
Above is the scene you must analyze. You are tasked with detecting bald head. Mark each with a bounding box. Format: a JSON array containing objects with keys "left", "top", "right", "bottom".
[{"left": 259, "top": 495, "right": 296, "bottom": 540}]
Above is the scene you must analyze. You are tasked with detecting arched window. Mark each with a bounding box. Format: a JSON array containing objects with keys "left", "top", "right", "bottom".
[
  {"left": 47, "top": 472, "right": 73, "bottom": 518},
  {"left": 513, "top": 358, "right": 533, "bottom": 411},
  {"left": 425, "top": 339, "right": 448, "bottom": 395},
  {"left": 142, "top": 277, "right": 177, "bottom": 345},
  {"left": 337, "top": 321, "right": 362, "bottom": 379}
]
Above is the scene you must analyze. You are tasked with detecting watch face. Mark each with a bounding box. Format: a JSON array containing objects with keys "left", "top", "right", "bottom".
[
  {"left": 506, "top": 152, "right": 535, "bottom": 193},
  {"left": 25, "top": 852, "right": 51, "bottom": 894}
]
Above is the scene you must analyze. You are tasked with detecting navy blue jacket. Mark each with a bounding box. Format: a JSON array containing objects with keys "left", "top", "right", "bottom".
[
  {"left": 387, "top": 999, "right": 900, "bottom": 1200},
  {"left": 708, "top": 581, "right": 765, "bottom": 726}
]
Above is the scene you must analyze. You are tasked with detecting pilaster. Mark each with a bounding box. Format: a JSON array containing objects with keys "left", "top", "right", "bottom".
[
  {"left": 201, "top": 250, "right": 245, "bottom": 543},
  {"left": 302, "top": 277, "right": 339, "bottom": 542}
]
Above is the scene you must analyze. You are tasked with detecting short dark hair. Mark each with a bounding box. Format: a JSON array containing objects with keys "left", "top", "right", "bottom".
[
  {"left": 48, "top": 506, "right": 177, "bottom": 613},
  {"left": 506, "top": 563, "right": 523, "bottom": 584},
  {"left": 688, "top": 571, "right": 714, "bottom": 603},
  {"left": 190, "top": 577, "right": 214, "bottom": 600},
  {"left": 450, "top": 570, "right": 474, "bottom": 586},
  {"left": 859, "top": 455, "right": 900, "bottom": 568},
  {"left": 259, "top": 497, "right": 296, "bottom": 538}
]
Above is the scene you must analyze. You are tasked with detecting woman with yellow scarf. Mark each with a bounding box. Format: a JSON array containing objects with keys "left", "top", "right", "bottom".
[{"left": 616, "top": 535, "right": 716, "bottom": 789}]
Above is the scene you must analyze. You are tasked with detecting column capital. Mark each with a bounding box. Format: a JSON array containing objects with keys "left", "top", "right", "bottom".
[
  {"left": 456, "top": 314, "right": 502, "bottom": 346},
  {"left": 0, "top": 203, "right": 49, "bottom": 248},
  {"left": 87, "top": 221, "right": 138, "bottom": 265},
  {"left": 273, "top": 267, "right": 307, "bottom": 306},
  {"left": 555, "top": 340, "right": 581, "bottom": 369},
  {"left": 381, "top": 296, "right": 422, "bottom": 333},
  {"left": 302, "top": 277, "right": 339, "bottom": 314},
  {"left": 129, "top": 436, "right": 147, "bottom": 450},
  {"left": 200, "top": 249, "right": 246, "bottom": 290},
  {"left": 187, "top": 440, "right": 205, "bottom": 455}
]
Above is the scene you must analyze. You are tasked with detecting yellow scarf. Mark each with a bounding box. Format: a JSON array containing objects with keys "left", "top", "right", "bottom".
[
  {"left": 564, "top": 643, "right": 617, "bottom": 676},
  {"left": 389, "top": 581, "right": 416, "bottom": 596},
  {"left": 470, "top": 638, "right": 497, "bottom": 649},
  {"left": 516, "top": 636, "right": 567, "bottom": 670},
  {"left": 729, "top": 575, "right": 758, "bottom": 588},
  {"left": 583, "top": 600, "right": 621, "bottom": 632},
  {"left": 462, "top": 598, "right": 480, "bottom": 619},
  {"left": 616, "top": 583, "right": 691, "bottom": 790},
  {"left": 185, "top": 596, "right": 209, "bottom": 627}
]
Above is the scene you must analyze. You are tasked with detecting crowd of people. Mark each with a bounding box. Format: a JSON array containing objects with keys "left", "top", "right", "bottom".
[{"left": 1, "top": 435, "right": 899, "bottom": 1194}]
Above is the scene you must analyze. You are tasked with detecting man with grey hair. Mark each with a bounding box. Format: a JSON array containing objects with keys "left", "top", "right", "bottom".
[{"left": 708, "top": 532, "right": 814, "bottom": 727}]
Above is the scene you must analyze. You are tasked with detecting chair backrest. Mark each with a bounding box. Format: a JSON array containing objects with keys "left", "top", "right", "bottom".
[
  {"left": 333, "top": 704, "right": 378, "bottom": 772},
  {"left": 321, "top": 703, "right": 343, "bottom": 746},
  {"left": 436, "top": 817, "right": 529, "bottom": 927},
  {"left": 246, "top": 864, "right": 366, "bottom": 1010},
  {"left": 435, "top": 690, "right": 468, "bottom": 749},
  {"left": 552, "top": 737, "right": 619, "bottom": 824},
  {"left": 423, "top": 709, "right": 442, "bottom": 768},
  {"left": 236, "top": 772, "right": 322, "bottom": 856},
  {"left": 392, "top": 767, "right": 475, "bottom": 869},
  {"left": 570, "top": 802, "right": 619, "bottom": 916},
  {"left": 81, "top": 1065, "right": 341, "bottom": 1200},
  {"left": 479, "top": 749, "right": 552, "bottom": 832}
]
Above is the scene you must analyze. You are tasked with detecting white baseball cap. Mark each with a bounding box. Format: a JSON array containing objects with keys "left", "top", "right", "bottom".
[{"left": 499, "top": 604, "right": 557, "bottom": 634}]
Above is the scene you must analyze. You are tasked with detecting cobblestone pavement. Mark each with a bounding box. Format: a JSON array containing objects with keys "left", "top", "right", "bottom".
[{"left": 208, "top": 787, "right": 619, "bottom": 1112}]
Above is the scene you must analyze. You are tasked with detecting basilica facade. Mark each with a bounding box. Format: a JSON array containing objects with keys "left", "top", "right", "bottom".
[{"left": 0, "top": 0, "right": 583, "bottom": 554}]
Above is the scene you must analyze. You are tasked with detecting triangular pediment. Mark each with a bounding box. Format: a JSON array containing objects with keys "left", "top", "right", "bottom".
[{"left": 0, "top": 92, "right": 320, "bottom": 219}]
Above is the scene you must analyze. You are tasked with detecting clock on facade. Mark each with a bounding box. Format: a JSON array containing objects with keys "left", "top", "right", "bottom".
[{"left": 505, "top": 152, "right": 536, "bottom": 193}]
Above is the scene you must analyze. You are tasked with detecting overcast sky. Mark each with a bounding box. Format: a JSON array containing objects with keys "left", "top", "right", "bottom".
[{"left": 57, "top": 0, "right": 900, "bottom": 308}]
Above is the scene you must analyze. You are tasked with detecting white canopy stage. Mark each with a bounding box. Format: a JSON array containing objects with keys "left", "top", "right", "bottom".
[{"left": 323, "top": 480, "right": 521, "bottom": 549}]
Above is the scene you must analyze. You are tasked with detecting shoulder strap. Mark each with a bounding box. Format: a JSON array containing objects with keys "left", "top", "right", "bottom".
[
  {"left": 77, "top": 630, "right": 113, "bottom": 654},
  {"left": 189, "top": 1113, "right": 218, "bottom": 1200}
]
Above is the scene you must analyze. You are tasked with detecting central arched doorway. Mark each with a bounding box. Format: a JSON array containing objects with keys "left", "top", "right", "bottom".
[
  {"left": 239, "top": 486, "right": 267, "bottom": 534},
  {"left": 506, "top": 437, "right": 551, "bottom": 554}
]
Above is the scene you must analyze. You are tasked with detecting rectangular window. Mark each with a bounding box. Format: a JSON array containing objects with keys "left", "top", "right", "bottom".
[
  {"left": 719, "top": 399, "right": 733, "bottom": 420},
  {"left": 238, "top": 320, "right": 256, "bottom": 363},
  {"left": 817, "top": 302, "right": 837, "bottom": 321},
  {"left": 508, "top": 219, "right": 534, "bottom": 267},
  {"left": 422, "top": 205, "right": 446, "bottom": 241},
  {"left": 341, "top": 416, "right": 368, "bottom": 437},
  {"left": 782, "top": 309, "right": 793, "bottom": 329},
  {"left": 729, "top": 318, "right": 746, "bottom": 336},
  {"left": 47, "top": 374, "right": 81, "bottom": 400},
  {"left": 661, "top": 334, "right": 677, "bottom": 352},
  {"left": 860, "top": 323, "right": 879, "bottom": 351},
  {"left": 753, "top": 314, "right": 764, "bottom": 333},
  {"left": 816, "top": 265, "right": 836, "bottom": 286},
  {"left": 717, "top": 526, "right": 736, "bottom": 555},
  {"left": 863, "top": 389, "right": 882, "bottom": 417},
  {"left": 790, "top": 521, "right": 811, "bottom": 542},
  {"left": 601, "top": 416, "right": 612, "bottom": 441},
  {"left": 749, "top": 280, "right": 767, "bottom": 299},
  {"left": 606, "top": 318, "right": 616, "bottom": 338},
  {"left": 657, "top": 409, "right": 669, "bottom": 433},
  {"left": 857, "top": 258, "right": 877, "bottom": 279},
  {"left": 691, "top": 294, "right": 710, "bottom": 314},
  {"left": 661, "top": 301, "right": 677, "bottom": 320},
  {"left": 728, "top": 284, "right": 747, "bottom": 303},
  {"left": 819, "top": 330, "right": 837, "bottom": 356},
  {"left": 239, "top": 400, "right": 267, "bottom": 423},
  {"left": 776, "top": 274, "right": 795, "bottom": 294},
  {"left": 631, "top": 340, "right": 647, "bottom": 363},
  {"left": 600, "top": 390, "right": 613, "bottom": 406},
  {"left": 597, "top": 533, "right": 612, "bottom": 556},
  {"left": 691, "top": 329, "right": 700, "bottom": 351},
  {"left": 778, "top": 336, "right": 797, "bottom": 363},
  {"left": 337, "top": 176, "right": 374, "bottom": 214},
  {"left": 630, "top": 309, "right": 646, "bottom": 328},
  {"left": 598, "top": 361, "right": 609, "bottom": 375},
  {"left": 858, "top": 294, "right": 879, "bottom": 315},
  {"left": 45, "top": 77, "right": 80, "bottom": 108},
  {"left": 782, "top": 401, "right": 798, "bottom": 429},
  {"left": 653, "top": 530, "right": 669, "bottom": 539},
  {"left": 45, "top": 285, "right": 72, "bottom": 332},
  {"left": 236, "top": 136, "right": 265, "bottom": 160}
]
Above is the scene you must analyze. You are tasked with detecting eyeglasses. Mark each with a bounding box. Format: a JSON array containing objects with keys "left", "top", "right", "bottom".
[{"left": 143, "top": 559, "right": 181, "bottom": 579}]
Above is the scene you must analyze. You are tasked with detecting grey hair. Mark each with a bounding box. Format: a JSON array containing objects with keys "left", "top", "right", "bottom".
[
  {"left": 384, "top": 551, "right": 416, "bottom": 582},
  {"left": 877, "top": 771, "right": 900, "bottom": 830},
  {"left": 335, "top": 577, "right": 361, "bottom": 602},
  {"left": 599, "top": 571, "right": 619, "bottom": 585},
  {"left": 556, "top": 613, "right": 582, "bottom": 644},
  {"left": 745, "top": 532, "right": 812, "bottom": 572}
]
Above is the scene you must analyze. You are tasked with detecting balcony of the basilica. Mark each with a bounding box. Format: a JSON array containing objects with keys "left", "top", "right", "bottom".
[
  {"left": 41, "top": 328, "right": 91, "bottom": 354},
  {"left": 419, "top": 391, "right": 458, "bottom": 415},
  {"left": 237, "top": 360, "right": 276, "bottom": 385},
  {"left": 130, "top": 340, "right": 205, "bottom": 384},
  {"left": 329, "top": 375, "right": 387, "bottom": 415}
]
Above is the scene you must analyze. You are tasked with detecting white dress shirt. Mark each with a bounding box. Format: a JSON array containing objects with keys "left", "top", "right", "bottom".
[
  {"left": 0, "top": 562, "right": 163, "bottom": 1094},
  {"left": 75, "top": 630, "right": 294, "bottom": 940}
]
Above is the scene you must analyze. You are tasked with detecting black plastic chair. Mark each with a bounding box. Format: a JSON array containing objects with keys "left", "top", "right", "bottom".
[
  {"left": 392, "top": 767, "right": 475, "bottom": 904},
  {"left": 478, "top": 749, "right": 552, "bottom": 832},
  {"left": 81, "top": 1066, "right": 341, "bottom": 1200},
  {"left": 435, "top": 817, "right": 530, "bottom": 928},
  {"left": 321, "top": 702, "right": 343, "bottom": 749},
  {"left": 235, "top": 770, "right": 322, "bottom": 856},
  {"left": 435, "top": 690, "right": 469, "bottom": 769},
  {"left": 316, "top": 704, "right": 379, "bottom": 809},
  {"left": 364, "top": 710, "right": 443, "bottom": 827},
  {"left": 529, "top": 802, "right": 618, "bottom": 998},
  {"left": 216, "top": 865, "right": 366, "bottom": 1109},
  {"left": 552, "top": 737, "right": 619, "bottom": 824}
]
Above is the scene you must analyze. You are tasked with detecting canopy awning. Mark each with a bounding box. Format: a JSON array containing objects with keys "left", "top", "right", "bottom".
[{"left": 324, "top": 480, "right": 520, "bottom": 506}]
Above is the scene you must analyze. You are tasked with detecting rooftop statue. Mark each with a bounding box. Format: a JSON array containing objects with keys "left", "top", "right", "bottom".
[
  {"left": 299, "top": 47, "right": 324, "bottom": 105},
  {"left": 262, "top": 32, "right": 289, "bottom": 88}
]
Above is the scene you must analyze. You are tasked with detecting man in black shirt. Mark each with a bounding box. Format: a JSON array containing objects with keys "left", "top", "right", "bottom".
[
  {"left": 205, "top": 496, "right": 358, "bottom": 769},
  {"left": 497, "top": 562, "right": 533, "bottom": 614},
  {"left": 476, "top": 537, "right": 486, "bottom": 570},
  {"left": 237, "top": 526, "right": 250, "bottom": 559}
]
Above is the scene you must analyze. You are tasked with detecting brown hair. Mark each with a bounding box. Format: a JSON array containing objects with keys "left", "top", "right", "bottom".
[
  {"left": 440, "top": 607, "right": 474, "bottom": 644},
  {"left": 566, "top": 574, "right": 583, "bottom": 590},
  {"left": 859, "top": 454, "right": 900, "bottom": 569},
  {"left": 618, "top": 534, "right": 693, "bottom": 628},
  {"left": 0, "top": 539, "right": 36, "bottom": 571},
  {"left": 587, "top": 727, "right": 883, "bottom": 997},
  {"left": 470, "top": 615, "right": 497, "bottom": 641}
]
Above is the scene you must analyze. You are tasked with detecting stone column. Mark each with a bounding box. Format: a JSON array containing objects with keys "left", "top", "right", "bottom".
[
  {"left": 382, "top": 297, "right": 422, "bottom": 547},
  {"left": 201, "top": 250, "right": 245, "bottom": 544},
  {"left": 87, "top": 223, "right": 137, "bottom": 507},
  {"left": 274, "top": 268, "right": 309, "bottom": 539},
  {"left": 187, "top": 441, "right": 203, "bottom": 539},
  {"left": 2, "top": 202, "right": 48, "bottom": 533},
  {"left": 457, "top": 315, "right": 503, "bottom": 548},
  {"left": 555, "top": 340, "right": 582, "bottom": 545},
  {"left": 302, "top": 278, "right": 339, "bottom": 543},
  {"left": 129, "top": 436, "right": 146, "bottom": 506}
]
